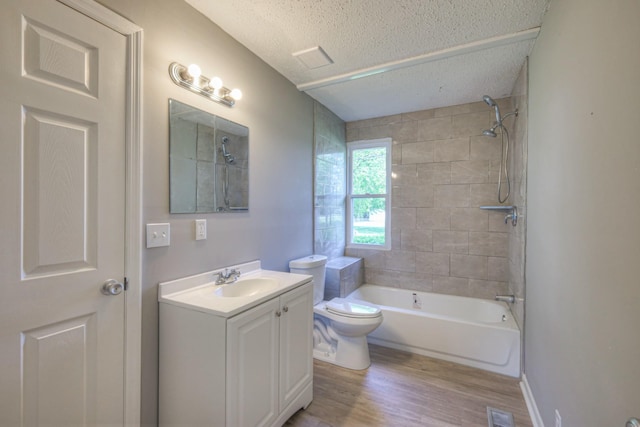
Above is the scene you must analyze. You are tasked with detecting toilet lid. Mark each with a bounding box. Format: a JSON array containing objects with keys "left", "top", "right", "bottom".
[{"left": 325, "top": 298, "right": 381, "bottom": 318}]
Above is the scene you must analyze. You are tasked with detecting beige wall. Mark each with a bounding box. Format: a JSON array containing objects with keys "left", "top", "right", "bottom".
[
  {"left": 346, "top": 101, "right": 518, "bottom": 299},
  {"left": 527, "top": 0, "right": 640, "bottom": 425},
  {"left": 97, "top": 1, "right": 314, "bottom": 424}
]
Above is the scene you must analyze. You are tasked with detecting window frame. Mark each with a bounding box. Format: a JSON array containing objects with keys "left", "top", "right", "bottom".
[{"left": 346, "top": 137, "right": 392, "bottom": 251}]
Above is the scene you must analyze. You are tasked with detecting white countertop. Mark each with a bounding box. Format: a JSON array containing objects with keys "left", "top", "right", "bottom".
[{"left": 158, "top": 260, "right": 312, "bottom": 318}]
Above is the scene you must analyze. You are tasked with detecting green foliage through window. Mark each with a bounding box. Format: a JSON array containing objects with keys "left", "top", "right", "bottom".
[
  {"left": 351, "top": 147, "right": 387, "bottom": 221},
  {"left": 352, "top": 147, "right": 386, "bottom": 194},
  {"left": 352, "top": 225, "right": 385, "bottom": 245},
  {"left": 348, "top": 140, "right": 390, "bottom": 248}
]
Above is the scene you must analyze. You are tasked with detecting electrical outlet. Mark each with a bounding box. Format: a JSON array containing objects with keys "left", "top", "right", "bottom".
[
  {"left": 195, "top": 219, "right": 207, "bottom": 240},
  {"left": 555, "top": 409, "right": 562, "bottom": 427}
]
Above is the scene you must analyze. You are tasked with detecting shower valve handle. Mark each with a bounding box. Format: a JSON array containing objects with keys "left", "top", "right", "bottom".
[{"left": 503, "top": 206, "right": 518, "bottom": 226}]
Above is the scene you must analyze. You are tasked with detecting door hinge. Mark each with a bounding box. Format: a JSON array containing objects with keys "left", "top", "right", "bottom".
[{"left": 124, "top": 277, "right": 129, "bottom": 291}]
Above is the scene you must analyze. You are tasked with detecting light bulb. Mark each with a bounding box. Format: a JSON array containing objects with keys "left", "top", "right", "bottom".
[
  {"left": 229, "top": 88, "right": 242, "bottom": 100},
  {"left": 187, "top": 64, "right": 201, "bottom": 79},
  {"left": 209, "top": 76, "right": 223, "bottom": 90}
]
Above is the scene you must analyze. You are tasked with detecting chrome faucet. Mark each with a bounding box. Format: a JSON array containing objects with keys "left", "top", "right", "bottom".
[
  {"left": 495, "top": 294, "right": 516, "bottom": 304},
  {"left": 215, "top": 268, "right": 241, "bottom": 285}
]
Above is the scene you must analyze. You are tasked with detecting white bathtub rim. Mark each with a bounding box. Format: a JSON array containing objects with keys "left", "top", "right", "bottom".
[
  {"left": 356, "top": 283, "right": 510, "bottom": 308},
  {"left": 348, "top": 285, "right": 520, "bottom": 332},
  {"left": 368, "top": 303, "right": 517, "bottom": 331}
]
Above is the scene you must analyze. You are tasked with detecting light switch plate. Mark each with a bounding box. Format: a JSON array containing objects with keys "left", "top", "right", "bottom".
[
  {"left": 146, "top": 223, "right": 170, "bottom": 248},
  {"left": 195, "top": 219, "right": 207, "bottom": 240}
]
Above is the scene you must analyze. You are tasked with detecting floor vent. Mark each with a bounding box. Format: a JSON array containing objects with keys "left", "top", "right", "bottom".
[{"left": 487, "top": 407, "right": 515, "bottom": 427}]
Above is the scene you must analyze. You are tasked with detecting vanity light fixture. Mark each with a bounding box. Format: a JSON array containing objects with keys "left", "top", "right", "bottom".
[{"left": 168, "top": 62, "right": 242, "bottom": 107}]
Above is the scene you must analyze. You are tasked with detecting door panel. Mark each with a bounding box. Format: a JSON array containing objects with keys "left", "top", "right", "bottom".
[
  {"left": 0, "top": 0, "right": 127, "bottom": 425},
  {"left": 22, "top": 314, "right": 98, "bottom": 426},
  {"left": 22, "top": 108, "right": 98, "bottom": 277},
  {"left": 22, "top": 14, "right": 98, "bottom": 97}
]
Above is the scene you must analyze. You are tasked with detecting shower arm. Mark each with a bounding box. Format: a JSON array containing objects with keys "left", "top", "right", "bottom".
[
  {"left": 493, "top": 110, "right": 519, "bottom": 129},
  {"left": 500, "top": 110, "right": 519, "bottom": 122}
]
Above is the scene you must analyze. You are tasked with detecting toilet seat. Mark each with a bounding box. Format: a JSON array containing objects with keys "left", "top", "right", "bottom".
[{"left": 325, "top": 298, "right": 381, "bottom": 318}]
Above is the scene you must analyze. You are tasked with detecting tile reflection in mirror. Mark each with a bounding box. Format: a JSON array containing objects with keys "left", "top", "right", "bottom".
[{"left": 169, "top": 99, "right": 249, "bottom": 213}]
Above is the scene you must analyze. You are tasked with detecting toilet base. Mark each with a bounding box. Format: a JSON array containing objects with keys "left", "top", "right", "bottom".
[{"left": 312, "top": 335, "right": 372, "bottom": 370}]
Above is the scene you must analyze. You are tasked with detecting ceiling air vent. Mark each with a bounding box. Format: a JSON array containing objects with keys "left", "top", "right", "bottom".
[{"left": 292, "top": 46, "right": 333, "bottom": 69}]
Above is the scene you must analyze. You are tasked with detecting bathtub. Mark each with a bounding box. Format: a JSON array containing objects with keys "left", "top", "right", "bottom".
[{"left": 347, "top": 284, "right": 521, "bottom": 377}]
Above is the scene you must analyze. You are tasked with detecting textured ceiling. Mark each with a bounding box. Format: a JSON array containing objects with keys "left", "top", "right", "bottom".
[{"left": 186, "top": 0, "right": 550, "bottom": 121}]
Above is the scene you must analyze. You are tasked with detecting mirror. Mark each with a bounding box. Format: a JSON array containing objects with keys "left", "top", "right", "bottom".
[{"left": 169, "top": 99, "right": 249, "bottom": 213}]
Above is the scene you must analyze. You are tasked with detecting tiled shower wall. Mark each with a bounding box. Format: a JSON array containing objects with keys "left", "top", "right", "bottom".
[
  {"left": 313, "top": 101, "right": 346, "bottom": 259},
  {"left": 508, "top": 59, "right": 529, "bottom": 329},
  {"left": 345, "top": 99, "right": 517, "bottom": 299},
  {"left": 214, "top": 130, "right": 249, "bottom": 210}
]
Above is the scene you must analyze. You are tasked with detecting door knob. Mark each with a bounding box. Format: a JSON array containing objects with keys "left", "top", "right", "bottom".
[
  {"left": 627, "top": 418, "right": 640, "bottom": 427},
  {"left": 102, "top": 279, "right": 124, "bottom": 296}
]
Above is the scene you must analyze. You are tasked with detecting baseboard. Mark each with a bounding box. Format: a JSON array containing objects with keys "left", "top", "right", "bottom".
[{"left": 520, "top": 374, "right": 544, "bottom": 427}]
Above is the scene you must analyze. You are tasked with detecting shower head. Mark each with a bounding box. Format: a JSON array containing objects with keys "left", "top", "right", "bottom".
[
  {"left": 483, "top": 95, "right": 502, "bottom": 124},
  {"left": 480, "top": 95, "right": 515, "bottom": 204},
  {"left": 220, "top": 135, "right": 235, "bottom": 163},
  {"left": 483, "top": 120, "right": 502, "bottom": 137},
  {"left": 483, "top": 95, "right": 497, "bottom": 107}
]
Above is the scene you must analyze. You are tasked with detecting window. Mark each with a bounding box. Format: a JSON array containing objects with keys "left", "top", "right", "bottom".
[{"left": 346, "top": 138, "right": 391, "bottom": 250}]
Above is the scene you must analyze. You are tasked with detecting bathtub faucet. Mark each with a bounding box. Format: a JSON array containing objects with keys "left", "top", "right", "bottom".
[{"left": 495, "top": 294, "right": 515, "bottom": 304}]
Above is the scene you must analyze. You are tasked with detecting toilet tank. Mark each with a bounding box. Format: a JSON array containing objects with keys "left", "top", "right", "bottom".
[{"left": 289, "top": 255, "right": 327, "bottom": 305}]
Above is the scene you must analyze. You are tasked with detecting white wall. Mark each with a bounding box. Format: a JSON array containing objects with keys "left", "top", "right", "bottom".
[
  {"left": 97, "top": 1, "right": 314, "bottom": 424},
  {"left": 527, "top": 0, "right": 640, "bottom": 425}
]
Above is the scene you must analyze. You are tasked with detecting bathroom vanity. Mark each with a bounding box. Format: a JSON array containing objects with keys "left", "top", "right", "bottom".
[{"left": 158, "top": 261, "right": 313, "bottom": 427}]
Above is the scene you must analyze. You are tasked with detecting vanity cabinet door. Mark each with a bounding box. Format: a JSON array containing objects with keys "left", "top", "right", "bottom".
[
  {"left": 278, "top": 282, "right": 313, "bottom": 411},
  {"left": 227, "top": 297, "right": 279, "bottom": 427}
]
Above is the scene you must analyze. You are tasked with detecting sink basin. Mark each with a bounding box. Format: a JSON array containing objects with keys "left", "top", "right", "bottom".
[
  {"left": 159, "top": 263, "right": 312, "bottom": 317},
  {"left": 214, "top": 277, "right": 279, "bottom": 298}
]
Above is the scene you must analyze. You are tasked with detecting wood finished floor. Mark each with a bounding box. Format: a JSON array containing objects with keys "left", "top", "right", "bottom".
[{"left": 285, "top": 344, "right": 532, "bottom": 427}]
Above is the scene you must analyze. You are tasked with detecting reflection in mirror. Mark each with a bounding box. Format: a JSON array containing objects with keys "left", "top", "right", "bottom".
[{"left": 169, "top": 99, "right": 249, "bottom": 213}]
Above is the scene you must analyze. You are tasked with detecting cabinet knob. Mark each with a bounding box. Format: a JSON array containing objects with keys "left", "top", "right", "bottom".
[
  {"left": 282, "top": 306, "right": 289, "bottom": 313},
  {"left": 275, "top": 310, "right": 281, "bottom": 317}
]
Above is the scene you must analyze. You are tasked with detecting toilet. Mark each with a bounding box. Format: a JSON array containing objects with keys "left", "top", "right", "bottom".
[{"left": 289, "top": 255, "right": 382, "bottom": 370}]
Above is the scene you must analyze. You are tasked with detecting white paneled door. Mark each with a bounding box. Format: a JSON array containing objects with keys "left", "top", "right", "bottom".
[{"left": 0, "top": 0, "right": 128, "bottom": 425}]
